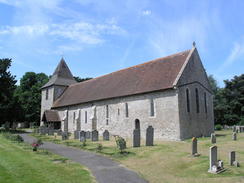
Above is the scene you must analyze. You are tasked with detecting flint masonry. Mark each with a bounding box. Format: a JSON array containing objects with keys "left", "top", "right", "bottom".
[{"left": 40, "top": 44, "right": 214, "bottom": 140}]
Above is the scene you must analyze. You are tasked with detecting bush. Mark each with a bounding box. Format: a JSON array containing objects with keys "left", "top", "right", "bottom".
[
  {"left": 215, "top": 124, "right": 222, "bottom": 131},
  {"left": 2, "top": 133, "right": 24, "bottom": 142},
  {"left": 114, "top": 136, "right": 126, "bottom": 153},
  {"left": 96, "top": 143, "right": 103, "bottom": 152}
]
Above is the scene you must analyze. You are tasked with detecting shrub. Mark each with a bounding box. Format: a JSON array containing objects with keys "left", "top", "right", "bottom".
[
  {"left": 2, "top": 133, "right": 23, "bottom": 142},
  {"left": 96, "top": 143, "right": 103, "bottom": 152},
  {"left": 114, "top": 135, "right": 126, "bottom": 153},
  {"left": 215, "top": 124, "right": 222, "bottom": 131}
]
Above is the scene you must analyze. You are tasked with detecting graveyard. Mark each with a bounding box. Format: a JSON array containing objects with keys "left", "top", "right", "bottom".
[
  {"left": 30, "top": 129, "right": 244, "bottom": 183},
  {"left": 0, "top": 132, "right": 94, "bottom": 183}
]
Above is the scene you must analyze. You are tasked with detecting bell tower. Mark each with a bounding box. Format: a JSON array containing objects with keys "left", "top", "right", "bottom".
[{"left": 40, "top": 58, "right": 77, "bottom": 125}]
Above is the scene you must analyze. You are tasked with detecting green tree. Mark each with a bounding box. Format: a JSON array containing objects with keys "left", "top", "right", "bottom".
[
  {"left": 15, "top": 72, "right": 48, "bottom": 125},
  {"left": 0, "top": 58, "right": 17, "bottom": 126},
  {"left": 73, "top": 76, "right": 92, "bottom": 83}
]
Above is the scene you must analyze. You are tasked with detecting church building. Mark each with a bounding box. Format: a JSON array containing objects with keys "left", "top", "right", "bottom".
[{"left": 41, "top": 45, "right": 214, "bottom": 140}]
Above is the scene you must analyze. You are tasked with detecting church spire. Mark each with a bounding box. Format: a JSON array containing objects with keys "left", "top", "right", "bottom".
[{"left": 41, "top": 58, "right": 77, "bottom": 89}]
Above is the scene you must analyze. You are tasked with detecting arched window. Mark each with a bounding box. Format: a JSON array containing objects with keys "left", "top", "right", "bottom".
[
  {"left": 150, "top": 98, "right": 155, "bottom": 116},
  {"left": 46, "top": 89, "right": 49, "bottom": 100},
  {"left": 125, "top": 103, "right": 129, "bottom": 117},
  {"left": 195, "top": 88, "right": 199, "bottom": 113},
  {"left": 204, "top": 92, "right": 207, "bottom": 113},
  {"left": 135, "top": 119, "right": 140, "bottom": 129},
  {"left": 85, "top": 111, "right": 87, "bottom": 123},
  {"left": 186, "top": 89, "right": 190, "bottom": 112},
  {"left": 106, "top": 105, "right": 109, "bottom": 118}
]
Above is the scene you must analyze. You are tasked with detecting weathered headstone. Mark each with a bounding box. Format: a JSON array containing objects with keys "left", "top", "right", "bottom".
[
  {"left": 209, "top": 146, "right": 218, "bottom": 173},
  {"left": 233, "top": 161, "right": 240, "bottom": 167},
  {"left": 229, "top": 151, "right": 235, "bottom": 166},
  {"left": 233, "top": 126, "right": 236, "bottom": 132},
  {"left": 103, "top": 130, "right": 110, "bottom": 141},
  {"left": 192, "top": 137, "right": 199, "bottom": 156},
  {"left": 62, "top": 132, "right": 69, "bottom": 140},
  {"left": 232, "top": 132, "right": 237, "bottom": 141},
  {"left": 86, "top": 131, "right": 91, "bottom": 139},
  {"left": 211, "top": 133, "right": 216, "bottom": 144},
  {"left": 208, "top": 146, "right": 225, "bottom": 174},
  {"left": 92, "top": 130, "right": 98, "bottom": 141},
  {"left": 133, "top": 129, "right": 140, "bottom": 147},
  {"left": 146, "top": 126, "right": 154, "bottom": 146},
  {"left": 57, "top": 130, "right": 62, "bottom": 136},
  {"left": 74, "top": 130, "right": 80, "bottom": 139},
  {"left": 79, "top": 131, "right": 86, "bottom": 142},
  {"left": 48, "top": 128, "right": 54, "bottom": 136}
]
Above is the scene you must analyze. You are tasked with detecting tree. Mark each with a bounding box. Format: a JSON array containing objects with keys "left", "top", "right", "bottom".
[
  {"left": 0, "top": 58, "right": 17, "bottom": 126},
  {"left": 209, "top": 74, "right": 244, "bottom": 126},
  {"left": 15, "top": 72, "right": 48, "bottom": 125},
  {"left": 73, "top": 76, "right": 92, "bottom": 83}
]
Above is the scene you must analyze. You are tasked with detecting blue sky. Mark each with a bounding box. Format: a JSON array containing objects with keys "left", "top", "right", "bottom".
[{"left": 0, "top": 0, "right": 243, "bottom": 87}]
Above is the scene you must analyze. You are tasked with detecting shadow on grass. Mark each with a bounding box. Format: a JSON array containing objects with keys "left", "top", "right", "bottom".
[
  {"left": 216, "top": 134, "right": 227, "bottom": 137},
  {"left": 0, "top": 129, "right": 28, "bottom": 134}
]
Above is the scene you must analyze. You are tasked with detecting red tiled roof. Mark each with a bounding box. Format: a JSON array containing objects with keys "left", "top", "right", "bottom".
[{"left": 52, "top": 49, "right": 191, "bottom": 108}]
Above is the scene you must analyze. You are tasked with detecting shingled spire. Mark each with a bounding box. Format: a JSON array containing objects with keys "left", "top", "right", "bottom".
[{"left": 42, "top": 58, "right": 77, "bottom": 89}]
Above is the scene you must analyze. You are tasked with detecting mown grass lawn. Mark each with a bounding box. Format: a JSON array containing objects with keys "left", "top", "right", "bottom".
[
  {"left": 0, "top": 133, "right": 95, "bottom": 183},
  {"left": 32, "top": 130, "right": 244, "bottom": 183}
]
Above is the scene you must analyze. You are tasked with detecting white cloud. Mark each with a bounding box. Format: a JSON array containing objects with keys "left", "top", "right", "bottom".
[
  {"left": 142, "top": 10, "right": 151, "bottom": 16},
  {"left": 0, "top": 21, "right": 126, "bottom": 45},
  {"left": 217, "top": 40, "right": 244, "bottom": 73}
]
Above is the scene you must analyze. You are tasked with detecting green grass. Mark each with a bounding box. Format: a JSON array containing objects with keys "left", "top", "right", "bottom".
[
  {"left": 0, "top": 133, "right": 95, "bottom": 183},
  {"left": 31, "top": 130, "right": 244, "bottom": 183}
]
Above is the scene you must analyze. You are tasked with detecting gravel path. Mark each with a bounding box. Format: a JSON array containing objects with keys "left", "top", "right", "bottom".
[{"left": 20, "top": 133, "right": 148, "bottom": 183}]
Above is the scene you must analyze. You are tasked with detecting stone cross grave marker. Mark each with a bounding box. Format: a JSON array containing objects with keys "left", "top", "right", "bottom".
[
  {"left": 133, "top": 129, "right": 140, "bottom": 147},
  {"left": 92, "top": 130, "right": 98, "bottom": 141},
  {"left": 211, "top": 133, "right": 216, "bottom": 144},
  {"left": 103, "top": 130, "right": 110, "bottom": 141},
  {"left": 146, "top": 126, "right": 154, "bottom": 146}
]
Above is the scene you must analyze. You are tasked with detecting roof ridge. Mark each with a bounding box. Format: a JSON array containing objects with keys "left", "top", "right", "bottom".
[{"left": 70, "top": 49, "right": 191, "bottom": 87}]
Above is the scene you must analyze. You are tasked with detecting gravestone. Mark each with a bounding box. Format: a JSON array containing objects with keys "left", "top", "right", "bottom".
[
  {"left": 92, "top": 130, "right": 98, "bottom": 141},
  {"left": 232, "top": 132, "right": 237, "bottom": 141},
  {"left": 62, "top": 132, "right": 69, "bottom": 140},
  {"left": 233, "top": 126, "right": 236, "bottom": 132},
  {"left": 146, "top": 126, "right": 154, "bottom": 146},
  {"left": 211, "top": 133, "right": 216, "bottom": 144},
  {"left": 40, "top": 127, "right": 45, "bottom": 135},
  {"left": 103, "top": 130, "right": 110, "bottom": 141},
  {"left": 86, "top": 131, "right": 91, "bottom": 139},
  {"left": 79, "top": 131, "right": 86, "bottom": 142},
  {"left": 57, "top": 130, "right": 62, "bottom": 136},
  {"left": 48, "top": 128, "right": 54, "bottom": 136},
  {"left": 208, "top": 146, "right": 225, "bottom": 174},
  {"left": 74, "top": 130, "right": 80, "bottom": 139},
  {"left": 229, "top": 151, "right": 235, "bottom": 166},
  {"left": 133, "top": 129, "right": 140, "bottom": 147},
  {"left": 192, "top": 137, "right": 199, "bottom": 156}
]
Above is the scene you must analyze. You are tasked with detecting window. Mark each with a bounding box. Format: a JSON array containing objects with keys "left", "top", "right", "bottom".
[
  {"left": 125, "top": 103, "right": 129, "bottom": 117},
  {"left": 106, "top": 119, "right": 109, "bottom": 125},
  {"left": 46, "top": 89, "right": 49, "bottom": 100},
  {"left": 118, "top": 108, "right": 120, "bottom": 116},
  {"left": 186, "top": 89, "right": 190, "bottom": 112},
  {"left": 73, "top": 112, "right": 76, "bottom": 124},
  {"left": 150, "top": 98, "right": 155, "bottom": 116},
  {"left": 85, "top": 111, "right": 87, "bottom": 123},
  {"left": 195, "top": 88, "right": 199, "bottom": 113},
  {"left": 135, "top": 119, "right": 140, "bottom": 129},
  {"left": 106, "top": 105, "right": 109, "bottom": 118},
  {"left": 204, "top": 92, "right": 207, "bottom": 113}
]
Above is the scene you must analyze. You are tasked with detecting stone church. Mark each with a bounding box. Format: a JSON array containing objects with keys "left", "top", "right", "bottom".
[{"left": 41, "top": 45, "right": 214, "bottom": 140}]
